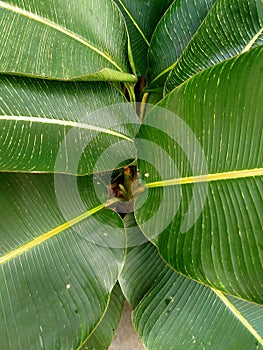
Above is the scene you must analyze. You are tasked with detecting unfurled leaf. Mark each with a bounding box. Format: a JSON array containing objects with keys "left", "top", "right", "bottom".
[
  {"left": 147, "top": 0, "right": 262, "bottom": 91},
  {"left": 165, "top": 0, "right": 263, "bottom": 91},
  {"left": 81, "top": 284, "right": 125, "bottom": 350},
  {"left": 0, "top": 172, "right": 125, "bottom": 349},
  {"left": 135, "top": 46, "right": 263, "bottom": 303},
  {"left": 119, "top": 221, "right": 263, "bottom": 350},
  {"left": 147, "top": 0, "right": 217, "bottom": 87},
  {"left": 0, "top": 75, "right": 138, "bottom": 174},
  {"left": 0, "top": 0, "right": 136, "bottom": 82}
]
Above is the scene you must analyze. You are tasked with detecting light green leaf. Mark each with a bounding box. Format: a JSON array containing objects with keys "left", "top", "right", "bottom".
[
  {"left": 226, "top": 295, "right": 263, "bottom": 338},
  {"left": 114, "top": 0, "right": 173, "bottom": 76},
  {"left": 135, "top": 46, "right": 263, "bottom": 303},
  {"left": 0, "top": 0, "right": 136, "bottom": 82},
  {"left": 0, "top": 172, "right": 125, "bottom": 349},
  {"left": 0, "top": 75, "right": 139, "bottom": 174},
  {"left": 81, "top": 284, "right": 125, "bottom": 350},
  {"left": 165, "top": 0, "right": 263, "bottom": 92},
  {"left": 119, "top": 224, "right": 263, "bottom": 350},
  {"left": 147, "top": 0, "right": 217, "bottom": 87}
]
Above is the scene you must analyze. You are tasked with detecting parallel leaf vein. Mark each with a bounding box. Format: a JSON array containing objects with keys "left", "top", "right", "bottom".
[
  {"left": 213, "top": 289, "right": 263, "bottom": 345},
  {"left": 0, "top": 115, "right": 134, "bottom": 141},
  {"left": 117, "top": 0, "right": 150, "bottom": 46},
  {"left": 0, "top": 1, "right": 123, "bottom": 71},
  {"left": 0, "top": 204, "right": 105, "bottom": 265}
]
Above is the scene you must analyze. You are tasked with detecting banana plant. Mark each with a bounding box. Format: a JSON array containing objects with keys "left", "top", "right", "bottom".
[{"left": 0, "top": 0, "right": 262, "bottom": 349}]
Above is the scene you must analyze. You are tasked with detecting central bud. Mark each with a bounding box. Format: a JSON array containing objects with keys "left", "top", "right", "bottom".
[{"left": 109, "top": 165, "right": 138, "bottom": 201}]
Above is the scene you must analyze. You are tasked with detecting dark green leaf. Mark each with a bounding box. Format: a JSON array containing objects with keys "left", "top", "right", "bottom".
[
  {"left": 119, "top": 223, "right": 263, "bottom": 350},
  {"left": 135, "top": 46, "right": 263, "bottom": 303},
  {"left": 0, "top": 172, "right": 125, "bottom": 349},
  {"left": 114, "top": 0, "right": 173, "bottom": 75},
  {"left": 165, "top": 0, "right": 263, "bottom": 91},
  {"left": 81, "top": 284, "right": 125, "bottom": 350},
  {"left": 147, "top": 0, "right": 217, "bottom": 87}
]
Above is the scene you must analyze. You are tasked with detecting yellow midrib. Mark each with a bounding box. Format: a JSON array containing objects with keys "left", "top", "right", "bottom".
[
  {"left": 0, "top": 1, "right": 123, "bottom": 71},
  {"left": 0, "top": 204, "right": 105, "bottom": 265},
  {"left": 213, "top": 289, "right": 263, "bottom": 345},
  {"left": 117, "top": 0, "right": 150, "bottom": 46},
  {"left": 144, "top": 168, "right": 263, "bottom": 188}
]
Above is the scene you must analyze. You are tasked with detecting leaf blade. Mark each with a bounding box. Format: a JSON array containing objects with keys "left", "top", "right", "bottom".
[
  {"left": 119, "top": 222, "right": 263, "bottom": 349},
  {"left": 0, "top": 172, "right": 125, "bottom": 349},
  {"left": 0, "top": 75, "right": 139, "bottom": 174},
  {"left": 0, "top": 0, "right": 136, "bottom": 82},
  {"left": 165, "top": 0, "right": 263, "bottom": 91},
  {"left": 135, "top": 46, "right": 263, "bottom": 303},
  {"left": 114, "top": 0, "right": 173, "bottom": 75}
]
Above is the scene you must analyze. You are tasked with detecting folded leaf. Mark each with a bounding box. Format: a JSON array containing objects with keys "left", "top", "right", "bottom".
[
  {"left": 147, "top": 0, "right": 217, "bottom": 87},
  {"left": 165, "top": 0, "right": 263, "bottom": 91},
  {"left": 114, "top": 0, "right": 173, "bottom": 75}
]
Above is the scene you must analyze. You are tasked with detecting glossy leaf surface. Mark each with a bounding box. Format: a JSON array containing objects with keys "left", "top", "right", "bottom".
[
  {"left": 0, "top": 172, "right": 125, "bottom": 349},
  {"left": 0, "top": 75, "right": 138, "bottom": 174},
  {"left": 119, "top": 219, "right": 263, "bottom": 350},
  {"left": 135, "top": 46, "right": 263, "bottom": 303},
  {"left": 147, "top": 0, "right": 217, "bottom": 87},
  {"left": 0, "top": 0, "right": 136, "bottom": 82},
  {"left": 165, "top": 0, "right": 263, "bottom": 91},
  {"left": 114, "top": 0, "right": 173, "bottom": 75},
  {"left": 147, "top": 0, "right": 262, "bottom": 90}
]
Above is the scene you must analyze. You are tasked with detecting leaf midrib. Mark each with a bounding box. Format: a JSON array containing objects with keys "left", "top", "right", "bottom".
[
  {"left": 144, "top": 168, "right": 263, "bottom": 188},
  {"left": 149, "top": 0, "right": 218, "bottom": 85},
  {"left": 0, "top": 115, "right": 134, "bottom": 142},
  {"left": 0, "top": 203, "right": 106, "bottom": 265},
  {"left": 116, "top": 0, "right": 150, "bottom": 46},
  {"left": 0, "top": 1, "right": 123, "bottom": 72},
  {"left": 213, "top": 289, "right": 263, "bottom": 345}
]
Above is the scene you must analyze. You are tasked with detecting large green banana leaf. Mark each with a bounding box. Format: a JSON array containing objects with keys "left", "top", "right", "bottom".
[
  {"left": 135, "top": 46, "right": 263, "bottom": 303},
  {"left": 119, "top": 215, "right": 263, "bottom": 350},
  {"left": 0, "top": 172, "right": 126, "bottom": 349},
  {"left": 114, "top": 0, "right": 173, "bottom": 76},
  {"left": 0, "top": 0, "right": 262, "bottom": 348},
  {"left": 0, "top": 76, "right": 138, "bottom": 174},
  {"left": 147, "top": 0, "right": 263, "bottom": 90},
  {"left": 0, "top": 0, "right": 136, "bottom": 82}
]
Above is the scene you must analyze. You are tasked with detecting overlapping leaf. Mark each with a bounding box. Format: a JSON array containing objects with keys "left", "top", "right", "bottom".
[
  {"left": 147, "top": 0, "right": 217, "bottom": 88},
  {"left": 0, "top": 75, "right": 139, "bottom": 174},
  {"left": 119, "top": 216, "right": 263, "bottom": 350},
  {"left": 0, "top": 172, "right": 126, "bottom": 349},
  {"left": 0, "top": 0, "right": 136, "bottom": 82},
  {"left": 81, "top": 284, "right": 125, "bottom": 350},
  {"left": 0, "top": 1, "right": 262, "bottom": 349},
  {"left": 147, "top": 0, "right": 263, "bottom": 92},
  {"left": 114, "top": 0, "right": 173, "bottom": 75},
  {"left": 135, "top": 46, "right": 263, "bottom": 303},
  {"left": 165, "top": 0, "right": 263, "bottom": 91}
]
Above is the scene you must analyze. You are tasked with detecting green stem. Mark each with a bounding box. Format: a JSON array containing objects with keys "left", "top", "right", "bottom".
[{"left": 125, "top": 83, "right": 136, "bottom": 105}]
